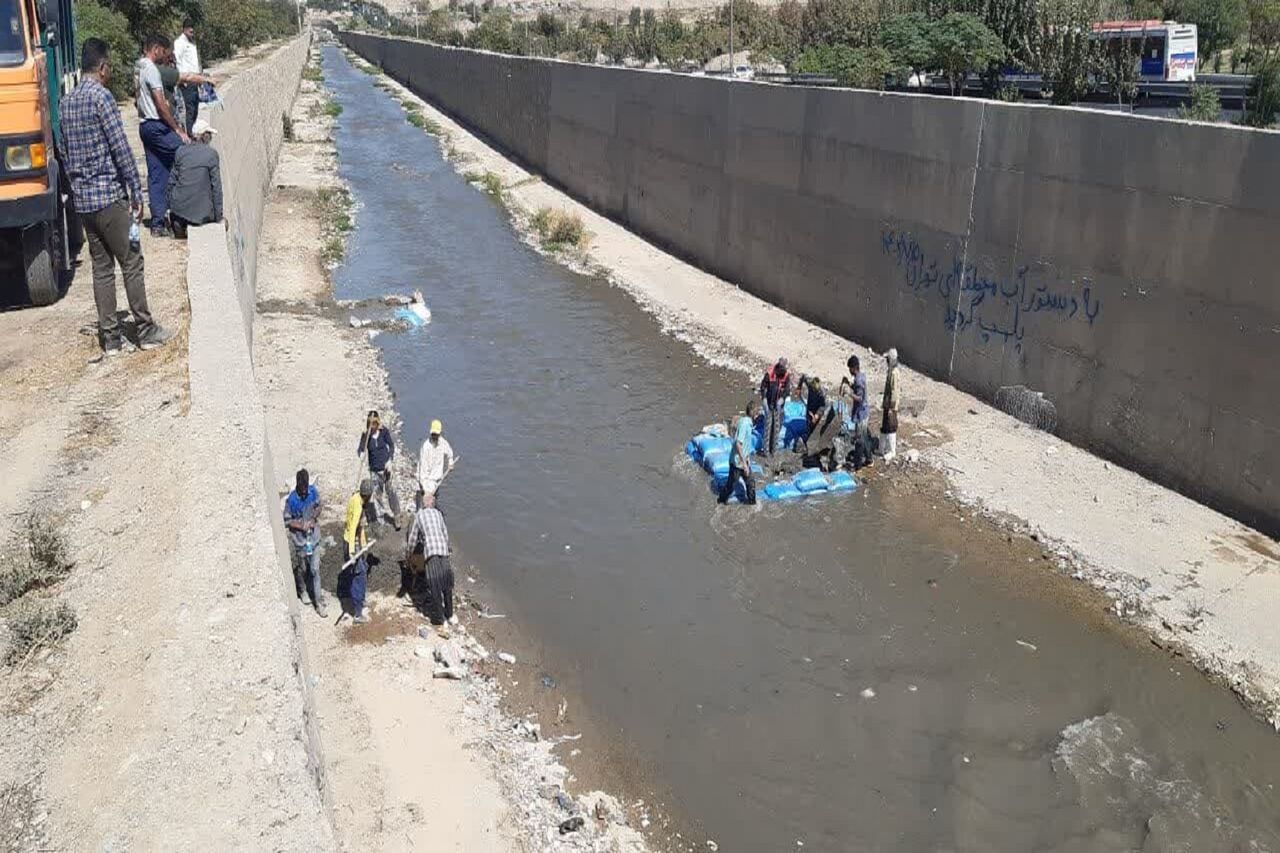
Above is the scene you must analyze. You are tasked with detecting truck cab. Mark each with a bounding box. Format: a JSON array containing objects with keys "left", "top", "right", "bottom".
[{"left": 0, "top": 0, "right": 77, "bottom": 306}]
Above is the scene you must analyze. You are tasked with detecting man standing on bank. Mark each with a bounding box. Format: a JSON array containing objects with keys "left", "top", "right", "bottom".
[
  {"left": 406, "top": 493, "right": 455, "bottom": 634},
  {"left": 283, "top": 469, "right": 326, "bottom": 616},
  {"left": 62, "top": 38, "right": 173, "bottom": 356},
  {"left": 136, "top": 34, "right": 189, "bottom": 236},
  {"left": 358, "top": 409, "right": 400, "bottom": 528},
  {"left": 417, "top": 419, "right": 457, "bottom": 505},
  {"left": 343, "top": 479, "right": 374, "bottom": 624},
  {"left": 172, "top": 20, "right": 209, "bottom": 136}
]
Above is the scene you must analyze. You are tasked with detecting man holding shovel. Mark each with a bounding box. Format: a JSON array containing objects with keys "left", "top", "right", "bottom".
[{"left": 343, "top": 479, "right": 376, "bottom": 624}]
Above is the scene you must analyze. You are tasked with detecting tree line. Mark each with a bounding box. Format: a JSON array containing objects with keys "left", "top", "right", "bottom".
[
  {"left": 77, "top": 0, "right": 300, "bottom": 98},
  {"left": 343, "top": 0, "right": 1280, "bottom": 122}
]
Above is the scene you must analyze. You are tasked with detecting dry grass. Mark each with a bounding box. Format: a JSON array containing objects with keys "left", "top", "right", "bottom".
[
  {"left": 0, "top": 515, "right": 74, "bottom": 608},
  {"left": 531, "top": 207, "right": 587, "bottom": 250},
  {"left": 3, "top": 599, "right": 77, "bottom": 665}
]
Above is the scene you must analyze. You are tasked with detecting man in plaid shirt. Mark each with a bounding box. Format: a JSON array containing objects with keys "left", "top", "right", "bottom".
[
  {"left": 61, "top": 38, "right": 172, "bottom": 355},
  {"left": 405, "top": 494, "right": 455, "bottom": 632}
]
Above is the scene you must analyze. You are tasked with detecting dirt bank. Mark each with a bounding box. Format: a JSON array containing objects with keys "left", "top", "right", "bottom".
[
  {"left": 250, "top": 39, "right": 652, "bottom": 852},
  {"left": 342, "top": 44, "right": 1280, "bottom": 731},
  {"left": 0, "top": 42, "right": 332, "bottom": 852}
]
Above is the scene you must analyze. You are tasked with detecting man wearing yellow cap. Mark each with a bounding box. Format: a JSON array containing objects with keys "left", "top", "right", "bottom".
[{"left": 416, "top": 419, "right": 456, "bottom": 506}]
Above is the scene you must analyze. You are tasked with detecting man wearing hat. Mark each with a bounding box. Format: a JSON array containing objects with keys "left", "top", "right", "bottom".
[
  {"left": 416, "top": 419, "right": 457, "bottom": 507},
  {"left": 343, "top": 479, "right": 374, "bottom": 624},
  {"left": 165, "top": 117, "right": 222, "bottom": 238}
]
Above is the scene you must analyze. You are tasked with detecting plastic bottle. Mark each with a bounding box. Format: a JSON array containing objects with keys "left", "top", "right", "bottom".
[{"left": 128, "top": 220, "right": 141, "bottom": 254}]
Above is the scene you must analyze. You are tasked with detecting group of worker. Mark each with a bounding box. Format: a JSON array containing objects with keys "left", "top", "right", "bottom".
[
  {"left": 61, "top": 31, "right": 223, "bottom": 357},
  {"left": 719, "top": 349, "right": 901, "bottom": 505},
  {"left": 282, "top": 413, "right": 459, "bottom": 629}
]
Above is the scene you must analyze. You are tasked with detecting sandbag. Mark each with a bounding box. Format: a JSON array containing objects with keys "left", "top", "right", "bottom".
[
  {"left": 828, "top": 470, "right": 858, "bottom": 492},
  {"left": 792, "top": 468, "right": 830, "bottom": 493},
  {"left": 764, "top": 481, "right": 803, "bottom": 500},
  {"left": 695, "top": 434, "right": 733, "bottom": 458},
  {"left": 703, "top": 448, "right": 731, "bottom": 477}
]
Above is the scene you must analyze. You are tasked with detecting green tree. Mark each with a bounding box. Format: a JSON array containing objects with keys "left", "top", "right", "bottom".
[
  {"left": 795, "top": 42, "right": 892, "bottom": 86},
  {"left": 927, "top": 11, "right": 1005, "bottom": 93},
  {"left": 801, "top": 0, "right": 877, "bottom": 48},
  {"left": 1247, "top": 0, "right": 1280, "bottom": 60},
  {"left": 75, "top": 0, "right": 136, "bottom": 98},
  {"left": 879, "top": 11, "right": 932, "bottom": 81},
  {"left": 466, "top": 8, "right": 516, "bottom": 51},
  {"left": 1244, "top": 53, "right": 1280, "bottom": 123},
  {"left": 1030, "top": 0, "right": 1100, "bottom": 103},
  {"left": 772, "top": 0, "right": 805, "bottom": 66},
  {"left": 1172, "top": 0, "right": 1247, "bottom": 65},
  {"left": 1178, "top": 81, "right": 1222, "bottom": 118}
]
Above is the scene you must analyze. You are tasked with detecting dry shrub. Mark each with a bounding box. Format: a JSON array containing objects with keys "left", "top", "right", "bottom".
[
  {"left": 531, "top": 207, "right": 586, "bottom": 249},
  {"left": 4, "top": 599, "right": 77, "bottom": 665},
  {"left": 0, "top": 515, "right": 73, "bottom": 607}
]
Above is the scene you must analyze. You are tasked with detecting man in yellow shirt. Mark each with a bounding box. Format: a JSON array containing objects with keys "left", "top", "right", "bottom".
[{"left": 343, "top": 479, "right": 374, "bottom": 624}]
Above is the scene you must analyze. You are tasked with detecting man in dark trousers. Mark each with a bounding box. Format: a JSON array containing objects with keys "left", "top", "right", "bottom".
[
  {"left": 357, "top": 409, "right": 400, "bottom": 527},
  {"left": 406, "top": 494, "right": 455, "bottom": 635},
  {"left": 718, "top": 399, "right": 758, "bottom": 505},
  {"left": 166, "top": 117, "right": 222, "bottom": 237},
  {"left": 136, "top": 34, "right": 188, "bottom": 236},
  {"left": 758, "top": 356, "right": 791, "bottom": 457},
  {"left": 61, "top": 38, "right": 172, "bottom": 355}
]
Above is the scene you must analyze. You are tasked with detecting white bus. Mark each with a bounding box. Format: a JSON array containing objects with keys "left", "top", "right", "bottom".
[{"left": 1091, "top": 20, "right": 1198, "bottom": 82}]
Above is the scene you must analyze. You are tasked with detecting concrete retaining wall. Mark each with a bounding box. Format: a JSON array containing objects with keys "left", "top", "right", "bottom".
[
  {"left": 211, "top": 35, "right": 311, "bottom": 339},
  {"left": 341, "top": 31, "right": 1280, "bottom": 536},
  {"left": 185, "top": 34, "right": 336, "bottom": 839}
]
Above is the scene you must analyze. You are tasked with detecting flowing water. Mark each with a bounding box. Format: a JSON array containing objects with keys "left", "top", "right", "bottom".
[{"left": 323, "top": 46, "right": 1280, "bottom": 851}]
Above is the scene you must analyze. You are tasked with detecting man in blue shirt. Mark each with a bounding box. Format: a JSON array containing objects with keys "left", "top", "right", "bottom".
[
  {"left": 718, "top": 400, "right": 759, "bottom": 505},
  {"left": 283, "top": 469, "right": 326, "bottom": 616}
]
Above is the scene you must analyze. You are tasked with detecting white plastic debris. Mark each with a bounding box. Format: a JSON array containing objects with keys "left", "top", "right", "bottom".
[{"left": 498, "top": 652, "right": 517, "bottom": 664}]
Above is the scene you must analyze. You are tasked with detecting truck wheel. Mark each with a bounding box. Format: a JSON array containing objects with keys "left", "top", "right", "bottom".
[{"left": 22, "top": 225, "right": 59, "bottom": 306}]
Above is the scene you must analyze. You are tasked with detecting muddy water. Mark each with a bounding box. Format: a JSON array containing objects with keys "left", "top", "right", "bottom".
[{"left": 322, "top": 47, "right": 1280, "bottom": 851}]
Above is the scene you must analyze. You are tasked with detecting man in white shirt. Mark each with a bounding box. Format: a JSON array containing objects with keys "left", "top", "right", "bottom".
[
  {"left": 173, "top": 20, "right": 208, "bottom": 135},
  {"left": 417, "top": 419, "right": 457, "bottom": 506}
]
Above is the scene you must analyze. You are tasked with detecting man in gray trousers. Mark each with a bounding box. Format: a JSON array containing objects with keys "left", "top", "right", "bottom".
[{"left": 166, "top": 117, "right": 223, "bottom": 238}]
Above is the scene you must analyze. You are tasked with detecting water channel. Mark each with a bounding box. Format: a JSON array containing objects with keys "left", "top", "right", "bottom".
[{"left": 322, "top": 45, "right": 1280, "bottom": 851}]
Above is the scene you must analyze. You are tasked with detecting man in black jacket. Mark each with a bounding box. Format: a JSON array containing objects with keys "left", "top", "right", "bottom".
[
  {"left": 358, "top": 409, "right": 401, "bottom": 528},
  {"left": 166, "top": 117, "right": 222, "bottom": 238}
]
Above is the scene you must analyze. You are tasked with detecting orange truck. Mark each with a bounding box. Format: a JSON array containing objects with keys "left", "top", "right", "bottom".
[{"left": 0, "top": 0, "right": 77, "bottom": 305}]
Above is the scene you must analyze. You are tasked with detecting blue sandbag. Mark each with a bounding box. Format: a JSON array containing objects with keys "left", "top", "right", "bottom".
[
  {"left": 792, "top": 468, "right": 830, "bottom": 493},
  {"left": 764, "top": 480, "right": 803, "bottom": 500},
  {"left": 828, "top": 470, "right": 858, "bottom": 492},
  {"left": 703, "top": 448, "right": 731, "bottom": 477},
  {"left": 695, "top": 434, "right": 733, "bottom": 459},
  {"left": 394, "top": 307, "right": 427, "bottom": 327},
  {"left": 685, "top": 439, "right": 700, "bottom": 459}
]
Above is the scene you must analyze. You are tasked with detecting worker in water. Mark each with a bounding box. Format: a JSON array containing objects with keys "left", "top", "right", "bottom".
[
  {"left": 718, "top": 399, "right": 759, "bottom": 505},
  {"left": 343, "top": 478, "right": 374, "bottom": 624},
  {"left": 803, "top": 375, "right": 827, "bottom": 436},
  {"left": 881, "top": 348, "right": 901, "bottom": 462},
  {"left": 406, "top": 493, "right": 455, "bottom": 636},
  {"left": 283, "top": 468, "right": 326, "bottom": 617},
  {"left": 416, "top": 419, "right": 457, "bottom": 506},
  {"left": 758, "top": 357, "right": 791, "bottom": 457}
]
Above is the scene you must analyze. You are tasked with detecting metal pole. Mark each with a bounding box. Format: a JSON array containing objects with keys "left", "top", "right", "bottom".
[{"left": 415, "top": 2, "right": 420, "bottom": 38}]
